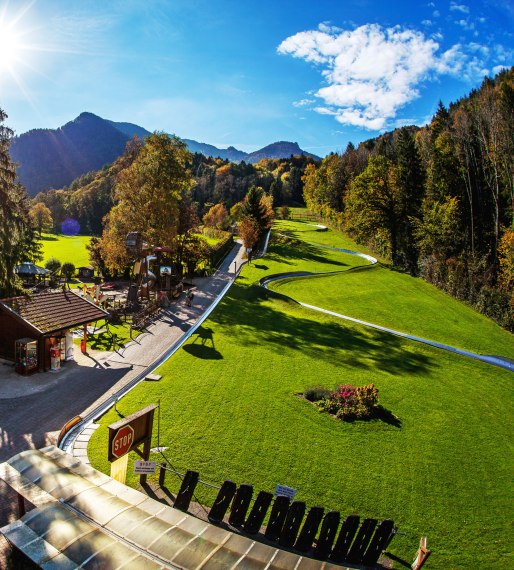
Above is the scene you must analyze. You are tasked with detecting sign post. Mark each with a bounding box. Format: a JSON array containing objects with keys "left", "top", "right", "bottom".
[
  {"left": 111, "top": 425, "right": 135, "bottom": 460},
  {"left": 108, "top": 404, "right": 157, "bottom": 485}
]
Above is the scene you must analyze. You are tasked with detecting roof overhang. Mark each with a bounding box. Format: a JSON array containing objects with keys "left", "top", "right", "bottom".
[{"left": 0, "top": 447, "right": 343, "bottom": 569}]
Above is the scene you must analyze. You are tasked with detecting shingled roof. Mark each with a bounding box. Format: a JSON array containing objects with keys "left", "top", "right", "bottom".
[{"left": 0, "top": 290, "right": 109, "bottom": 335}]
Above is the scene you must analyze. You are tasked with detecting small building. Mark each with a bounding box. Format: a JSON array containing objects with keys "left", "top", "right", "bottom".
[
  {"left": 0, "top": 290, "right": 108, "bottom": 373},
  {"left": 14, "top": 262, "right": 50, "bottom": 285},
  {"left": 78, "top": 266, "right": 95, "bottom": 279}
]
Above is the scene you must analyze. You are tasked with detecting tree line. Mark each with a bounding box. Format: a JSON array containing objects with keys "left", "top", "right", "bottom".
[
  {"left": 303, "top": 68, "right": 514, "bottom": 330},
  {"left": 30, "top": 146, "right": 315, "bottom": 237},
  {"left": 0, "top": 115, "right": 287, "bottom": 295}
]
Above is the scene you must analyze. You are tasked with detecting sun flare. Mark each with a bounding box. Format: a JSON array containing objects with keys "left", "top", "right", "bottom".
[{"left": 0, "top": 23, "right": 23, "bottom": 72}]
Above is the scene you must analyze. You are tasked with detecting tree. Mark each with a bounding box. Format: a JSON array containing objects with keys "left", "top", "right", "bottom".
[
  {"left": 99, "top": 133, "right": 194, "bottom": 272},
  {"left": 45, "top": 258, "right": 61, "bottom": 274},
  {"left": 238, "top": 217, "right": 260, "bottom": 250},
  {"left": 61, "top": 262, "right": 76, "bottom": 280},
  {"left": 498, "top": 227, "right": 514, "bottom": 308},
  {"left": 203, "top": 203, "right": 229, "bottom": 230},
  {"left": 395, "top": 128, "right": 425, "bottom": 272},
  {"left": 240, "top": 186, "right": 273, "bottom": 233},
  {"left": 230, "top": 201, "right": 244, "bottom": 221},
  {"left": 0, "top": 108, "right": 39, "bottom": 297},
  {"left": 345, "top": 156, "right": 403, "bottom": 264},
  {"left": 29, "top": 202, "right": 53, "bottom": 236}
]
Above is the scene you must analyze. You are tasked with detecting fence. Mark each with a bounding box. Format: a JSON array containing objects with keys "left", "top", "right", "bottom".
[{"left": 156, "top": 462, "right": 396, "bottom": 566}]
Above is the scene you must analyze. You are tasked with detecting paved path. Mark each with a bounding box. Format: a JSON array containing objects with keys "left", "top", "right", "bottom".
[{"left": 0, "top": 241, "right": 246, "bottom": 568}]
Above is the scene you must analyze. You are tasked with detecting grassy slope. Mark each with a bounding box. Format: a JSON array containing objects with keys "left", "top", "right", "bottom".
[
  {"left": 40, "top": 233, "right": 92, "bottom": 268},
  {"left": 88, "top": 222, "right": 513, "bottom": 569},
  {"left": 271, "top": 224, "right": 514, "bottom": 359}
]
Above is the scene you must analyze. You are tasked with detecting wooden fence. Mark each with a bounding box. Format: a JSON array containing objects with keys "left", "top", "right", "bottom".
[{"left": 158, "top": 466, "right": 396, "bottom": 566}]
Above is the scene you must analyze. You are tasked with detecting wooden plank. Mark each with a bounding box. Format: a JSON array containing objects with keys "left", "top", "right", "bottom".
[
  {"left": 173, "top": 470, "right": 199, "bottom": 512},
  {"left": 346, "top": 518, "right": 377, "bottom": 564},
  {"left": 208, "top": 480, "right": 237, "bottom": 524},
  {"left": 362, "top": 519, "right": 395, "bottom": 566},
  {"left": 278, "top": 500, "right": 306, "bottom": 548},
  {"left": 330, "top": 514, "right": 360, "bottom": 562},
  {"left": 264, "top": 495, "right": 290, "bottom": 541},
  {"left": 228, "top": 484, "right": 253, "bottom": 527},
  {"left": 243, "top": 490, "right": 273, "bottom": 534},
  {"left": 294, "top": 506, "right": 324, "bottom": 553},
  {"left": 313, "top": 510, "right": 340, "bottom": 560}
]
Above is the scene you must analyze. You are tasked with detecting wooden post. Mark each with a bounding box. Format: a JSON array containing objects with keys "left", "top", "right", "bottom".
[
  {"left": 158, "top": 462, "right": 166, "bottom": 487},
  {"left": 81, "top": 323, "right": 88, "bottom": 353},
  {"left": 139, "top": 406, "right": 155, "bottom": 485}
]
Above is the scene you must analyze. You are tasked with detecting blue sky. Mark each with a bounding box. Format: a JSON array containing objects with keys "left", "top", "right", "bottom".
[{"left": 0, "top": 0, "right": 512, "bottom": 156}]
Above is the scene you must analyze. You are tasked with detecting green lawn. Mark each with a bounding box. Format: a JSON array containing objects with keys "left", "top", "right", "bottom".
[
  {"left": 73, "top": 318, "right": 140, "bottom": 351},
  {"left": 270, "top": 262, "right": 514, "bottom": 360},
  {"left": 195, "top": 229, "right": 231, "bottom": 247},
  {"left": 40, "top": 233, "right": 92, "bottom": 269},
  {"left": 88, "top": 221, "right": 513, "bottom": 569}
]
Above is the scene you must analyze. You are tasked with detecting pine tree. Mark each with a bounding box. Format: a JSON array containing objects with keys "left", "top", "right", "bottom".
[
  {"left": 396, "top": 128, "right": 425, "bottom": 272},
  {"left": 0, "top": 108, "right": 39, "bottom": 297}
]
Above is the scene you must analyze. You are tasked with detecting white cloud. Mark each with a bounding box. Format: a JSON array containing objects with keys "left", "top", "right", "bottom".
[
  {"left": 456, "top": 19, "right": 475, "bottom": 31},
  {"left": 450, "top": 2, "right": 470, "bottom": 13},
  {"left": 492, "top": 65, "right": 507, "bottom": 74},
  {"left": 293, "top": 98, "right": 315, "bottom": 107},
  {"left": 278, "top": 23, "right": 475, "bottom": 130}
]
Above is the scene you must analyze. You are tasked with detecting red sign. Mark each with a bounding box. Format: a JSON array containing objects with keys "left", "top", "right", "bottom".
[{"left": 111, "top": 425, "right": 135, "bottom": 459}]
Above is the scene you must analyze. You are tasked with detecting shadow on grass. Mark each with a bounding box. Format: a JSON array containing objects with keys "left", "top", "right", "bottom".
[
  {"left": 212, "top": 283, "right": 436, "bottom": 376},
  {"left": 384, "top": 552, "right": 412, "bottom": 568},
  {"left": 373, "top": 406, "right": 402, "bottom": 427},
  {"left": 268, "top": 242, "right": 351, "bottom": 268},
  {"left": 41, "top": 234, "right": 58, "bottom": 241},
  {"left": 183, "top": 344, "right": 223, "bottom": 360},
  {"left": 339, "top": 406, "right": 402, "bottom": 428}
]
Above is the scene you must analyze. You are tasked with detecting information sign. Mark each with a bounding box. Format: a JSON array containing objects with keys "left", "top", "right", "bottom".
[
  {"left": 133, "top": 460, "right": 157, "bottom": 475},
  {"left": 274, "top": 484, "right": 297, "bottom": 500}
]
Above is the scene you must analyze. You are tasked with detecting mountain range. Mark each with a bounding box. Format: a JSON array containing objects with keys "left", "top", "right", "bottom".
[{"left": 9, "top": 112, "right": 319, "bottom": 196}]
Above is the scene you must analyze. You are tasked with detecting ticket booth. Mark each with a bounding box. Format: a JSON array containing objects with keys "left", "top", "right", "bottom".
[{"left": 14, "top": 338, "right": 38, "bottom": 375}]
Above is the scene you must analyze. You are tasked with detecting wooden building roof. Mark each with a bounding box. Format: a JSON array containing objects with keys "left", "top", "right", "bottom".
[{"left": 0, "top": 290, "right": 109, "bottom": 335}]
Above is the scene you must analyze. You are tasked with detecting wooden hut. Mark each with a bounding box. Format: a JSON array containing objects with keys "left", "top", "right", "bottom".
[{"left": 0, "top": 290, "right": 108, "bottom": 373}]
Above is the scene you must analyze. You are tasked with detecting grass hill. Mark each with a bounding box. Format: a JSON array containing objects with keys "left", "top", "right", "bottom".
[{"left": 88, "top": 220, "right": 513, "bottom": 569}]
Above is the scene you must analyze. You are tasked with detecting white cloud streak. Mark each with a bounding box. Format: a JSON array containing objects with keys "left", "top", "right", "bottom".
[
  {"left": 278, "top": 23, "right": 478, "bottom": 130},
  {"left": 450, "top": 2, "right": 470, "bottom": 14}
]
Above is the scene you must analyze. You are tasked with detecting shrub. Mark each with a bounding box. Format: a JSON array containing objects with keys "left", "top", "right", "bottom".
[
  {"left": 45, "top": 257, "right": 61, "bottom": 273},
  {"left": 279, "top": 205, "right": 290, "bottom": 220},
  {"left": 304, "top": 386, "right": 331, "bottom": 402},
  {"left": 315, "top": 383, "right": 379, "bottom": 421},
  {"left": 61, "top": 262, "right": 76, "bottom": 280}
]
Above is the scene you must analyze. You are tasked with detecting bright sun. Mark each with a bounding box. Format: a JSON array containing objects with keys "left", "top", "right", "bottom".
[{"left": 0, "top": 25, "right": 22, "bottom": 72}]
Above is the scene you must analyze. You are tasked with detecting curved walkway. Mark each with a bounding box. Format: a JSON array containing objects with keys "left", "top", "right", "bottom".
[
  {"left": 262, "top": 233, "right": 514, "bottom": 373},
  {"left": 60, "top": 241, "right": 249, "bottom": 460}
]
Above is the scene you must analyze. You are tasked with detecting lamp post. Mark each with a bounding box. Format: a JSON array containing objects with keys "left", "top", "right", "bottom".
[{"left": 234, "top": 261, "right": 237, "bottom": 274}]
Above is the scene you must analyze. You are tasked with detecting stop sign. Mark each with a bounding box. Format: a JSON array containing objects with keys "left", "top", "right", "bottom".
[{"left": 111, "top": 425, "right": 135, "bottom": 459}]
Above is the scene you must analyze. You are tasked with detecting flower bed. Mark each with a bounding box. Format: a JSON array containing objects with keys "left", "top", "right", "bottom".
[{"left": 305, "top": 383, "right": 379, "bottom": 421}]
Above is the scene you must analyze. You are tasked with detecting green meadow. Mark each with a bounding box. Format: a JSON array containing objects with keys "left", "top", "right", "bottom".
[
  {"left": 88, "top": 220, "right": 513, "bottom": 569},
  {"left": 40, "top": 233, "right": 92, "bottom": 269}
]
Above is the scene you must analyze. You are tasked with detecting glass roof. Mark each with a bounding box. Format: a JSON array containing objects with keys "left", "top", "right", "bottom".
[{"left": 0, "top": 447, "right": 346, "bottom": 569}]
